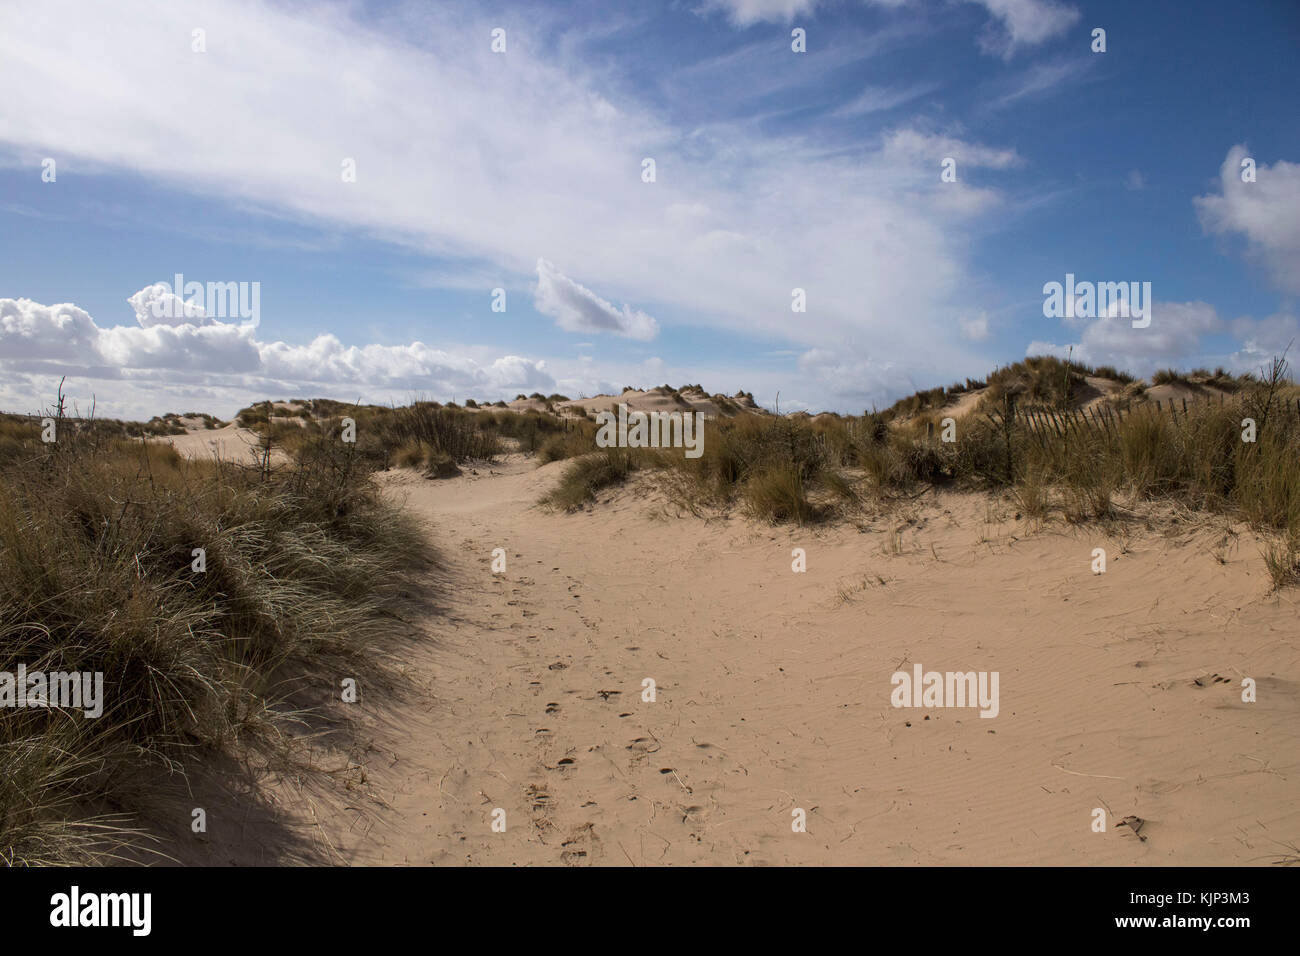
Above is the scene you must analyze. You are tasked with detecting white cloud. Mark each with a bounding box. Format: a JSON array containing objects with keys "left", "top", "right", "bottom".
[
  {"left": 883, "top": 128, "right": 1022, "bottom": 170},
  {"left": 0, "top": 299, "right": 102, "bottom": 368},
  {"left": 0, "top": 0, "right": 1023, "bottom": 379},
  {"left": 533, "top": 259, "right": 659, "bottom": 340},
  {"left": 967, "top": 0, "right": 1080, "bottom": 57},
  {"left": 1227, "top": 311, "right": 1300, "bottom": 371},
  {"left": 797, "top": 347, "right": 945, "bottom": 411},
  {"left": 1125, "top": 169, "right": 1145, "bottom": 191},
  {"left": 834, "top": 83, "right": 938, "bottom": 117},
  {"left": 127, "top": 283, "right": 215, "bottom": 328},
  {"left": 1027, "top": 301, "right": 1224, "bottom": 374},
  {"left": 1195, "top": 145, "right": 1300, "bottom": 294},
  {"left": 0, "top": 289, "right": 554, "bottom": 419},
  {"left": 985, "top": 58, "right": 1089, "bottom": 111},
  {"left": 706, "top": 0, "right": 1079, "bottom": 47},
  {"left": 703, "top": 0, "right": 820, "bottom": 26}
]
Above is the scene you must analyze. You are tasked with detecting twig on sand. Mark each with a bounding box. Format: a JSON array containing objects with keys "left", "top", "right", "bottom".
[
  {"left": 438, "top": 769, "right": 462, "bottom": 803},
  {"left": 1052, "top": 762, "right": 1125, "bottom": 781},
  {"left": 1097, "top": 795, "right": 1116, "bottom": 823}
]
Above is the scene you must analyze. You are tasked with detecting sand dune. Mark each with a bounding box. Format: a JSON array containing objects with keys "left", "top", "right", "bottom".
[
  {"left": 559, "top": 386, "right": 758, "bottom": 420},
  {"left": 230, "top": 457, "right": 1299, "bottom": 866},
  {"left": 138, "top": 387, "right": 1300, "bottom": 866}
]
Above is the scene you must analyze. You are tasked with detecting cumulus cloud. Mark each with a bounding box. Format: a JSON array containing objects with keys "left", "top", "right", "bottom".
[
  {"left": 0, "top": 289, "right": 554, "bottom": 418},
  {"left": 533, "top": 260, "right": 659, "bottom": 341},
  {"left": 127, "top": 283, "right": 215, "bottom": 328},
  {"left": 0, "top": 299, "right": 101, "bottom": 368},
  {"left": 1195, "top": 145, "right": 1300, "bottom": 294}
]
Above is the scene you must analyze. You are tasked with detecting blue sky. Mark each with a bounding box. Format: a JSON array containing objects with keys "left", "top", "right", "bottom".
[{"left": 1, "top": 0, "right": 1298, "bottom": 418}]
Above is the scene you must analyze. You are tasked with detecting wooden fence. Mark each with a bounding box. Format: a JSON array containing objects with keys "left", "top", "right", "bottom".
[{"left": 981, "top": 393, "right": 1300, "bottom": 447}]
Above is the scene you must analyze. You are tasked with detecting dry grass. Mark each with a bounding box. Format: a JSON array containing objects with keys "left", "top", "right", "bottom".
[
  {"left": 540, "top": 449, "right": 640, "bottom": 512},
  {"left": 0, "top": 393, "right": 426, "bottom": 864},
  {"left": 533, "top": 357, "right": 1300, "bottom": 581}
]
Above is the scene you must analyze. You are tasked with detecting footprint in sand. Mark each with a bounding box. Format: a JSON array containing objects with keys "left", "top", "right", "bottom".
[
  {"left": 524, "top": 783, "right": 555, "bottom": 836},
  {"left": 559, "top": 822, "right": 599, "bottom": 865}
]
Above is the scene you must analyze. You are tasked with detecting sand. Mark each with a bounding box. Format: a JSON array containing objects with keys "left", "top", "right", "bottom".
[
  {"left": 159, "top": 422, "right": 293, "bottom": 466},
  {"left": 214, "top": 455, "right": 1294, "bottom": 866},
  {"left": 145, "top": 407, "right": 1300, "bottom": 866}
]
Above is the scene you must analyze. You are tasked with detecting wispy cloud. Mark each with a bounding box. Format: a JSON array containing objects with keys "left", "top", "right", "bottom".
[
  {"left": 0, "top": 0, "right": 1014, "bottom": 375},
  {"left": 833, "top": 82, "right": 938, "bottom": 117},
  {"left": 882, "top": 127, "right": 1023, "bottom": 170},
  {"left": 985, "top": 57, "right": 1091, "bottom": 111},
  {"left": 702, "top": 0, "right": 821, "bottom": 27},
  {"left": 704, "top": 0, "right": 1079, "bottom": 58},
  {"left": 966, "top": 0, "right": 1081, "bottom": 58}
]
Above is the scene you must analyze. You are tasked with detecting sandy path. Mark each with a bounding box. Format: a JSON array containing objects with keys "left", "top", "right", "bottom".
[
  {"left": 160, "top": 423, "right": 289, "bottom": 465},
  {"left": 308, "top": 456, "right": 1300, "bottom": 866}
]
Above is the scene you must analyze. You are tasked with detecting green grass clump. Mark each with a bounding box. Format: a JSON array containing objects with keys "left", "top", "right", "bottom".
[
  {"left": 743, "top": 462, "right": 816, "bottom": 524},
  {"left": 540, "top": 449, "right": 639, "bottom": 511}
]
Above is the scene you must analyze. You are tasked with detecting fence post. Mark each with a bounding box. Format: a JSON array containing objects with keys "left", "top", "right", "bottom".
[
  {"left": 1001, "top": 395, "right": 1015, "bottom": 484},
  {"left": 1102, "top": 406, "right": 1117, "bottom": 442}
]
